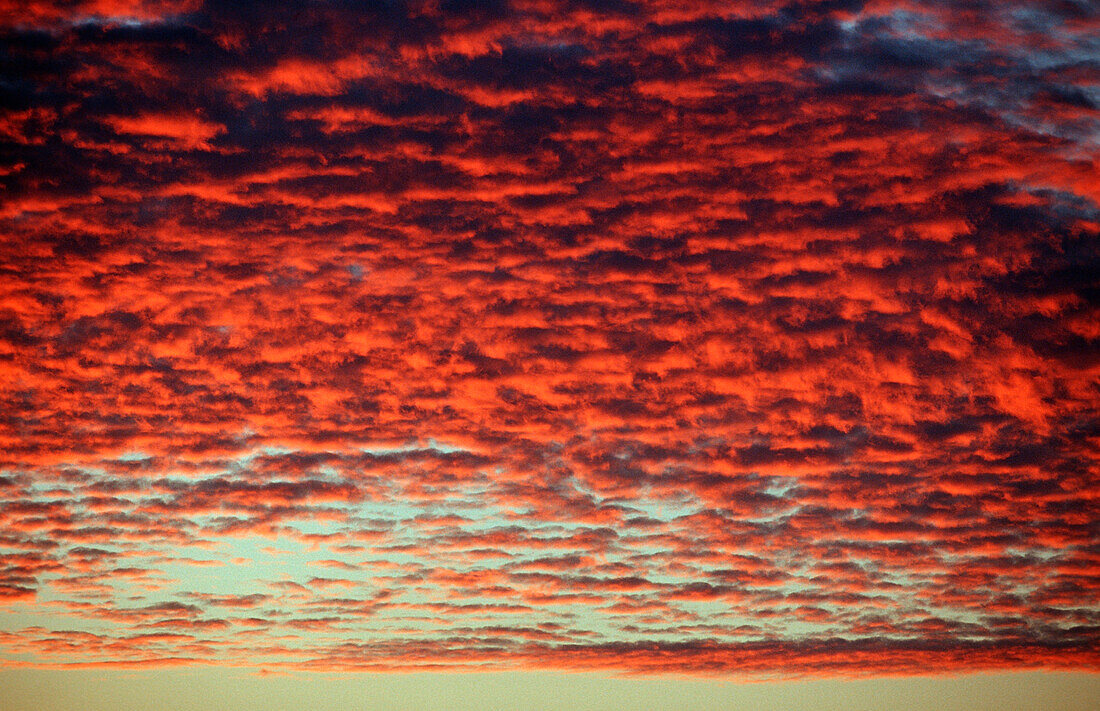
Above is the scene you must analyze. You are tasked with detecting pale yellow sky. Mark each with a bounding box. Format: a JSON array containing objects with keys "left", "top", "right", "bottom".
[{"left": 2, "top": 669, "right": 1097, "bottom": 711}]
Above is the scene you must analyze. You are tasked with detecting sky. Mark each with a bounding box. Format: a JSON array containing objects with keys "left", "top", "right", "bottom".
[{"left": 0, "top": 0, "right": 1098, "bottom": 707}]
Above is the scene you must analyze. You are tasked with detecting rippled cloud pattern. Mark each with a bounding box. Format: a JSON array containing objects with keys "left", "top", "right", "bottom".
[{"left": 1, "top": 0, "right": 1098, "bottom": 675}]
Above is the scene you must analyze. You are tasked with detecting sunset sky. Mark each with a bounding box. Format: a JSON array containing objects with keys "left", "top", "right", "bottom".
[{"left": 1, "top": 0, "right": 1098, "bottom": 708}]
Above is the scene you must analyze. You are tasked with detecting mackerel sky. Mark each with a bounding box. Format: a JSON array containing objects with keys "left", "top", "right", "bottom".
[{"left": 1, "top": 0, "right": 1098, "bottom": 699}]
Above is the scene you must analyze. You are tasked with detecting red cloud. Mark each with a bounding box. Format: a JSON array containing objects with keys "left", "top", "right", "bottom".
[{"left": 0, "top": 0, "right": 1096, "bottom": 677}]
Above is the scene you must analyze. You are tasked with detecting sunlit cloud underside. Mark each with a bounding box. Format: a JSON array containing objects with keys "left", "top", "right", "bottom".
[{"left": 1, "top": 0, "right": 1098, "bottom": 676}]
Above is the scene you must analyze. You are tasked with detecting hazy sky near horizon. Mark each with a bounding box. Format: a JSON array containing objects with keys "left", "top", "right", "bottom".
[
  {"left": 3, "top": 670, "right": 1100, "bottom": 711},
  {"left": 0, "top": 0, "right": 1098, "bottom": 699}
]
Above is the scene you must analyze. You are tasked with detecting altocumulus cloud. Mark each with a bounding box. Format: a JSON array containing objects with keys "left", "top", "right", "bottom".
[{"left": 0, "top": 0, "right": 1097, "bottom": 674}]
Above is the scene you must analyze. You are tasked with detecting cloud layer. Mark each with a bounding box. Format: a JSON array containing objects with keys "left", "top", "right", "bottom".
[{"left": 1, "top": 0, "right": 1098, "bottom": 675}]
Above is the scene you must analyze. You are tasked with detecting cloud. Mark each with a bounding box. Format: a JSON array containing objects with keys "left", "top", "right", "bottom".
[{"left": 0, "top": 0, "right": 1096, "bottom": 676}]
